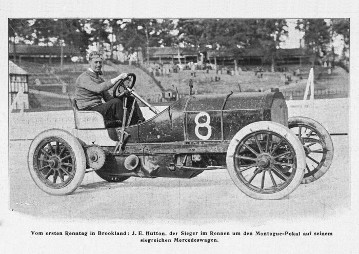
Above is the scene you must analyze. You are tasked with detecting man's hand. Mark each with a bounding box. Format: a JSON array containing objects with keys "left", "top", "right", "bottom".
[
  {"left": 111, "top": 73, "right": 128, "bottom": 85},
  {"left": 116, "top": 73, "right": 128, "bottom": 81}
]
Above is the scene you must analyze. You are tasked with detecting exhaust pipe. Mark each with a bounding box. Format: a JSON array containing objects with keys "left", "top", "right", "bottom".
[{"left": 124, "top": 154, "right": 139, "bottom": 171}]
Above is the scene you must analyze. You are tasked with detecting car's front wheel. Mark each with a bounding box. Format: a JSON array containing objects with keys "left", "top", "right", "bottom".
[{"left": 226, "top": 121, "right": 306, "bottom": 200}]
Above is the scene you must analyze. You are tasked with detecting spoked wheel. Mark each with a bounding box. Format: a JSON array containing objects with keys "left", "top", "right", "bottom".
[
  {"left": 28, "top": 129, "right": 86, "bottom": 195},
  {"left": 288, "top": 116, "right": 334, "bottom": 184},
  {"left": 226, "top": 121, "right": 306, "bottom": 200}
]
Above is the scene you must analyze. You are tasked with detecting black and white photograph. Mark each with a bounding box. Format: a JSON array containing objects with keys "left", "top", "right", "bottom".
[{"left": 1, "top": 0, "right": 359, "bottom": 253}]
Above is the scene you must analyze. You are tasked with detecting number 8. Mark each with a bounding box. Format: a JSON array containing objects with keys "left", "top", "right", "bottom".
[{"left": 194, "top": 112, "right": 212, "bottom": 140}]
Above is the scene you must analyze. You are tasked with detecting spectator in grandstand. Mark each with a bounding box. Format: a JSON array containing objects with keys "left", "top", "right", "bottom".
[{"left": 75, "top": 51, "right": 144, "bottom": 126}]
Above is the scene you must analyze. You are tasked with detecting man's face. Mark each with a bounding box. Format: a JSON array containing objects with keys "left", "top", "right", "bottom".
[{"left": 89, "top": 56, "right": 103, "bottom": 73}]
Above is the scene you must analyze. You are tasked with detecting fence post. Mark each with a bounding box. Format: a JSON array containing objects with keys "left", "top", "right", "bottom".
[
  {"left": 303, "top": 68, "right": 314, "bottom": 101},
  {"left": 302, "top": 68, "right": 315, "bottom": 109}
]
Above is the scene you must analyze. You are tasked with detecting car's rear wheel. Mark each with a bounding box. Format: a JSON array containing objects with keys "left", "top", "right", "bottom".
[
  {"left": 288, "top": 116, "right": 334, "bottom": 184},
  {"left": 95, "top": 170, "right": 130, "bottom": 182},
  {"left": 94, "top": 155, "right": 130, "bottom": 182},
  {"left": 28, "top": 129, "right": 86, "bottom": 195},
  {"left": 226, "top": 121, "right": 306, "bottom": 200}
]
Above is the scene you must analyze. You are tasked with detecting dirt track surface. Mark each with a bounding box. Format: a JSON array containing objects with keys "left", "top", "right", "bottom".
[{"left": 8, "top": 135, "right": 349, "bottom": 223}]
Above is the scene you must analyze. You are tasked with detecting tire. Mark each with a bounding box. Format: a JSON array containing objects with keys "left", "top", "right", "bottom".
[
  {"left": 226, "top": 121, "right": 306, "bottom": 200},
  {"left": 28, "top": 129, "right": 86, "bottom": 195},
  {"left": 95, "top": 170, "right": 130, "bottom": 183},
  {"left": 95, "top": 155, "right": 130, "bottom": 182},
  {"left": 288, "top": 116, "right": 334, "bottom": 184}
]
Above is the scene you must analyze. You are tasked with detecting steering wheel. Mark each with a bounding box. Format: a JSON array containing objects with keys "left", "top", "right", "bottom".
[
  {"left": 112, "top": 72, "right": 160, "bottom": 115},
  {"left": 113, "top": 73, "right": 136, "bottom": 98}
]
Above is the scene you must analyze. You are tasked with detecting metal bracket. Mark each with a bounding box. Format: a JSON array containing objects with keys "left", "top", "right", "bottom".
[{"left": 114, "top": 98, "right": 128, "bottom": 154}]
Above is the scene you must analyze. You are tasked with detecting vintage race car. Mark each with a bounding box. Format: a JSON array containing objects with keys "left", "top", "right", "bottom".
[{"left": 27, "top": 73, "right": 334, "bottom": 200}]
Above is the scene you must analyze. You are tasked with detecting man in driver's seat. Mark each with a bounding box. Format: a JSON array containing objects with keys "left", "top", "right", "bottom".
[{"left": 75, "top": 51, "right": 145, "bottom": 126}]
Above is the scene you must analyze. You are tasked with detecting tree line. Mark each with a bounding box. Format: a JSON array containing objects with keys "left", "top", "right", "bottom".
[{"left": 8, "top": 18, "right": 349, "bottom": 68}]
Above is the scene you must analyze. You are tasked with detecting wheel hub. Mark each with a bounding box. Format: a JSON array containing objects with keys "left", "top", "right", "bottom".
[
  {"left": 49, "top": 156, "right": 60, "bottom": 169},
  {"left": 85, "top": 146, "right": 106, "bottom": 170},
  {"left": 90, "top": 154, "right": 98, "bottom": 162},
  {"left": 257, "top": 154, "right": 272, "bottom": 169}
]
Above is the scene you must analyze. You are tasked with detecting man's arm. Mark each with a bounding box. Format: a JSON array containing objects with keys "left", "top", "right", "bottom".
[
  {"left": 77, "top": 73, "right": 128, "bottom": 93},
  {"left": 77, "top": 74, "right": 113, "bottom": 93}
]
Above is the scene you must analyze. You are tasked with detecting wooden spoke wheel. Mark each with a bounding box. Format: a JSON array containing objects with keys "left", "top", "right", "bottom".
[
  {"left": 226, "top": 121, "right": 306, "bottom": 200},
  {"left": 28, "top": 129, "right": 86, "bottom": 195},
  {"left": 288, "top": 116, "right": 334, "bottom": 184}
]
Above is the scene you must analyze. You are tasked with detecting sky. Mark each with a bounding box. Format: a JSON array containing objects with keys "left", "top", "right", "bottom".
[
  {"left": 281, "top": 19, "right": 304, "bottom": 49},
  {"left": 281, "top": 19, "right": 345, "bottom": 55}
]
